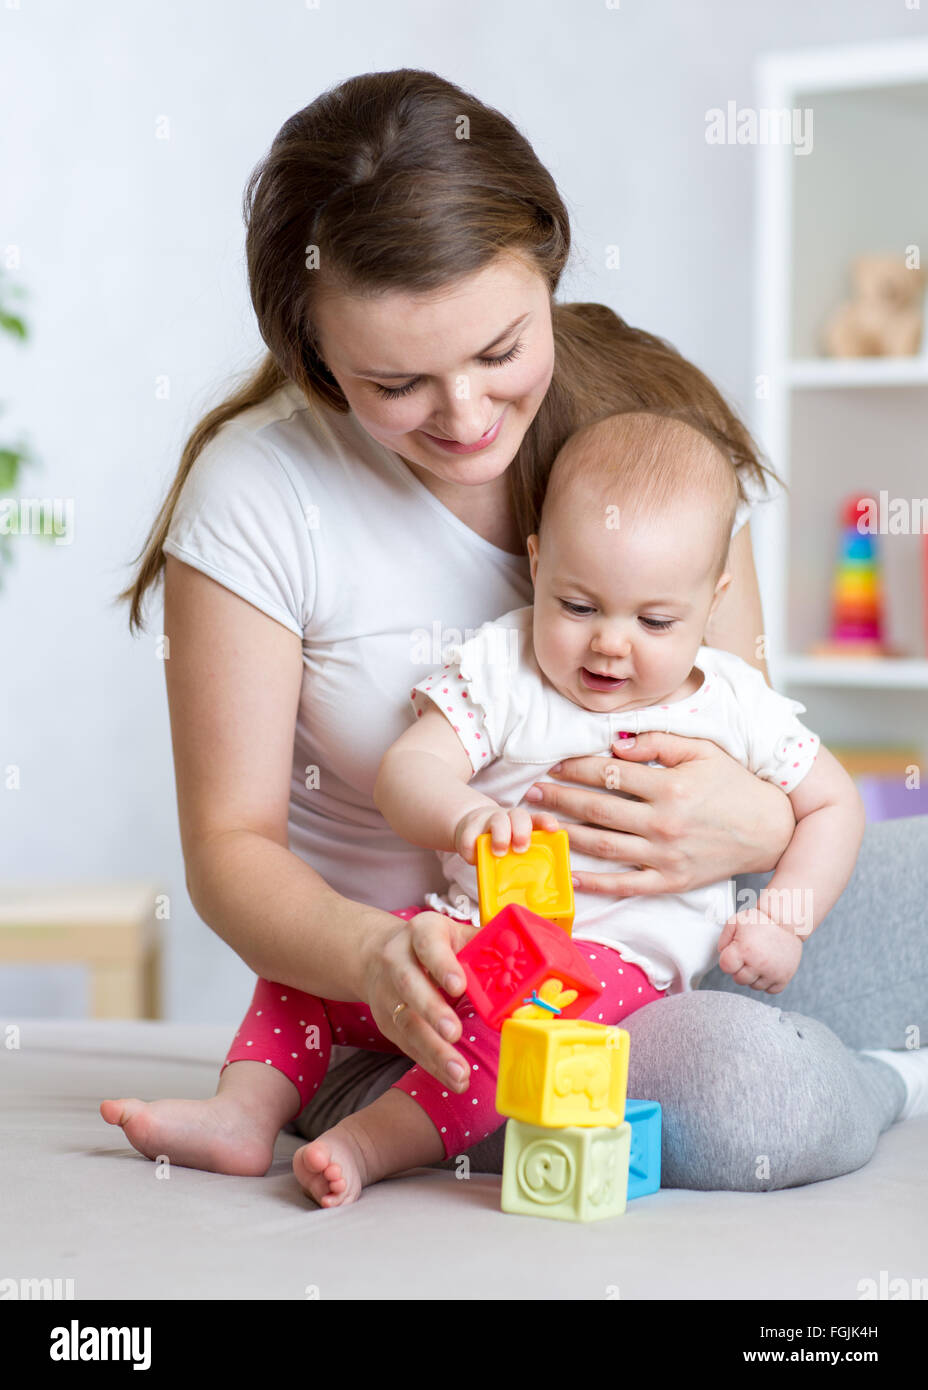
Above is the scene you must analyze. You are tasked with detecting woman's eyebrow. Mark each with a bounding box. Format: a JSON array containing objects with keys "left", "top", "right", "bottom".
[
  {"left": 352, "top": 313, "right": 532, "bottom": 379},
  {"left": 479, "top": 311, "right": 531, "bottom": 352}
]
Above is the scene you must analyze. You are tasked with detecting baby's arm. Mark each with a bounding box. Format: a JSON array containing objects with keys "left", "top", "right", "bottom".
[
  {"left": 753, "top": 745, "right": 865, "bottom": 937},
  {"left": 717, "top": 746, "right": 865, "bottom": 991},
  {"left": 373, "top": 707, "right": 557, "bottom": 863}
]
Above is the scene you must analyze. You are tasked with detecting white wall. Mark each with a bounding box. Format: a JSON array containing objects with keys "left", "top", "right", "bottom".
[{"left": 1, "top": 0, "right": 923, "bottom": 1021}]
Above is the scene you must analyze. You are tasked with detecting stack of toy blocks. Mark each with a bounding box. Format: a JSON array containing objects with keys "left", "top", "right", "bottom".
[{"left": 458, "top": 829, "right": 661, "bottom": 1222}]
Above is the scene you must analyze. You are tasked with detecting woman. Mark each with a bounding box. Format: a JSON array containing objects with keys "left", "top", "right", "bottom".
[{"left": 118, "top": 69, "right": 925, "bottom": 1191}]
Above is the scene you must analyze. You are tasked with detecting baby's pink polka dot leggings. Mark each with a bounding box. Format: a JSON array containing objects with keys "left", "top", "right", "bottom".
[{"left": 221, "top": 905, "right": 669, "bottom": 1159}]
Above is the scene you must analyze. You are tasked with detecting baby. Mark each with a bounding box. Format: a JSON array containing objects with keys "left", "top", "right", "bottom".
[
  {"left": 103, "top": 409, "right": 865, "bottom": 1206},
  {"left": 286, "top": 409, "right": 864, "bottom": 1206}
]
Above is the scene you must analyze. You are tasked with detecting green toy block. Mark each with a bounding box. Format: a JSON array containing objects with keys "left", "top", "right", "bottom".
[{"left": 500, "top": 1117, "right": 631, "bottom": 1223}]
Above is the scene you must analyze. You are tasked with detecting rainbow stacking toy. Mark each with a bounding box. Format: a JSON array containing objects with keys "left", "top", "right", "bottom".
[
  {"left": 458, "top": 830, "right": 661, "bottom": 1222},
  {"left": 811, "top": 493, "right": 889, "bottom": 657}
]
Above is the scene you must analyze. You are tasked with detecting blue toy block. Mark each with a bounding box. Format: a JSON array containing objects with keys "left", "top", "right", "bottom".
[{"left": 625, "top": 1099, "right": 661, "bottom": 1200}]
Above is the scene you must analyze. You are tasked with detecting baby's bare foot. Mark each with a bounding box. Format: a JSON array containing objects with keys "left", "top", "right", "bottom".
[
  {"left": 293, "top": 1089, "right": 446, "bottom": 1209},
  {"left": 99, "top": 1095, "right": 276, "bottom": 1176},
  {"left": 292, "top": 1123, "right": 372, "bottom": 1208}
]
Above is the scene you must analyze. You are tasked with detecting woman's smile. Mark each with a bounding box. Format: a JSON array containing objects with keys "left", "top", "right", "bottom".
[{"left": 420, "top": 408, "right": 506, "bottom": 453}]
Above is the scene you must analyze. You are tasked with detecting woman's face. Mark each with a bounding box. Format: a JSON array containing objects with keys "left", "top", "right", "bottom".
[{"left": 311, "top": 254, "right": 556, "bottom": 487}]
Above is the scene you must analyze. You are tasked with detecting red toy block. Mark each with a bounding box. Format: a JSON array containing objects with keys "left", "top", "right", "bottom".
[{"left": 457, "top": 904, "right": 604, "bottom": 1031}]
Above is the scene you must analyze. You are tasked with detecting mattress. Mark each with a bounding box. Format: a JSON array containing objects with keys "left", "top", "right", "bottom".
[{"left": 2, "top": 1020, "right": 924, "bottom": 1300}]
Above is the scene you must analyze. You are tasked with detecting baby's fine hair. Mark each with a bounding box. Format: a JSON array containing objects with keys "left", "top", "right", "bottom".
[{"left": 540, "top": 408, "right": 741, "bottom": 581}]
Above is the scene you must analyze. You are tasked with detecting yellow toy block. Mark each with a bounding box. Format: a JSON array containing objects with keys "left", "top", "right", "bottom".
[
  {"left": 496, "top": 1017, "right": 629, "bottom": 1128},
  {"left": 475, "top": 828, "right": 574, "bottom": 934}
]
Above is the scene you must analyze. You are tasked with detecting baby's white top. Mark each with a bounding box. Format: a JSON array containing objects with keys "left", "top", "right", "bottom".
[
  {"left": 162, "top": 380, "right": 777, "bottom": 922},
  {"left": 412, "top": 606, "right": 818, "bottom": 992}
]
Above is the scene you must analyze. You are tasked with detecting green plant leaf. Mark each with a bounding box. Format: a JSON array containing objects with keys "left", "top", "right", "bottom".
[
  {"left": 0, "top": 448, "right": 24, "bottom": 490},
  {"left": 0, "top": 311, "right": 27, "bottom": 340}
]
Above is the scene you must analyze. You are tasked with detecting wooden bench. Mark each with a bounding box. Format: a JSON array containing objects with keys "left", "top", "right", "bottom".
[{"left": 0, "top": 882, "right": 163, "bottom": 1018}]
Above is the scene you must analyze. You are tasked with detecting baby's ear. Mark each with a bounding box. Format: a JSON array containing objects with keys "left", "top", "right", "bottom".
[
  {"left": 710, "top": 570, "right": 733, "bottom": 613},
  {"left": 526, "top": 532, "right": 540, "bottom": 582}
]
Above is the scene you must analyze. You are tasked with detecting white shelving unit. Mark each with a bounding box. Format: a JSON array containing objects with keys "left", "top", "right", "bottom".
[
  {"left": 788, "top": 357, "right": 928, "bottom": 389},
  {"left": 750, "top": 37, "right": 928, "bottom": 752}
]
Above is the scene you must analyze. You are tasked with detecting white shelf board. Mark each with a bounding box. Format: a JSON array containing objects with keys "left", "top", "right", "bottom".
[
  {"left": 788, "top": 357, "right": 928, "bottom": 389},
  {"left": 757, "top": 37, "right": 928, "bottom": 97},
  {"left": 778, "top": 655, "right": 928, "bottom": 688}
]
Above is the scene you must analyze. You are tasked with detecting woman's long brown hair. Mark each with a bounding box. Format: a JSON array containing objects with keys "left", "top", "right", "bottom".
[{"left": 120, "top": 69, "right": 780, "bottom": 633}]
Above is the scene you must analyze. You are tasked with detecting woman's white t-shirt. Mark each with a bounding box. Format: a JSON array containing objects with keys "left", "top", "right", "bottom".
[{"left": 162, "top": 380, "right": 775, "bottom": 914}]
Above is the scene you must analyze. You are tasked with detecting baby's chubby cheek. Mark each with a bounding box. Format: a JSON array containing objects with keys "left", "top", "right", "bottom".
[{"left": 533, "top": 627, "right": 574, "bottom": 686}]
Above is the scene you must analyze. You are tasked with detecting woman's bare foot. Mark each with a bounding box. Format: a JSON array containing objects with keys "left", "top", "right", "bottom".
[
  {"left": 292, "top": 1087, "right": 446, "bottom": 1208},
  {"left": 99, "top": 1060, "right": 301, "bottom": 1175}
]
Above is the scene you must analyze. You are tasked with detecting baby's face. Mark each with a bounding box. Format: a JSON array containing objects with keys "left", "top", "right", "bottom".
[{"left": 526, "top": 492, "right": 729, "bottom": 713}]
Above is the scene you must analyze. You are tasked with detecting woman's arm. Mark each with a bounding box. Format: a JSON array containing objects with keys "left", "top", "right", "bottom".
[
  {"left": 524, "top": 520, "right": 797, "bottom": 895},
  {"left": 163, "top": 556, "right": 473, "bottom": 1087},
  {"left": 165, "top": 555, "right": 356, "bottom": 996}
]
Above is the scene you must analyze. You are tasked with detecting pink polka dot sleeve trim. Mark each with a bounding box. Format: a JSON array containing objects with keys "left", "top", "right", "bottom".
[
  {"left": 410, "top": 662, "right": 495, "bottom": 774},
  {"left": 770, "top": 729, "right": 820, "bottom": 794},
  {"left": 737, "top": 663, "right": 822, "bottom": 796}
]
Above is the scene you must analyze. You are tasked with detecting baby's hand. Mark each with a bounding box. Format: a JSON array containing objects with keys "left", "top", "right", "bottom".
[
  {"left": 716, "top": 908, "right": 803, "bottom": 994},
  {"left": 453, "top": 805, "right": 560, "bottom": 866}
]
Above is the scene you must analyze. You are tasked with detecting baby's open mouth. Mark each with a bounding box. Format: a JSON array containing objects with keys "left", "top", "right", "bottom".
[{"left": 580, "top": 668, "right": 628, "bottom": 690}]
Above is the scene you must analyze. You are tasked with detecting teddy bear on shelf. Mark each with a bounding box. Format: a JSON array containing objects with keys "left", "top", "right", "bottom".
[{"left": 824, "top": 254, "right": 926, "bottom": 358}]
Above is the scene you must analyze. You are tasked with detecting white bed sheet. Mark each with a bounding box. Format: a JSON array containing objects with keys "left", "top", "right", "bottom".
[{"left": 2, "top": 1021, "right": 924, "bottom": 1301}]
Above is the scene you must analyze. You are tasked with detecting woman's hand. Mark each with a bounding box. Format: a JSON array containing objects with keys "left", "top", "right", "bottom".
[
  {"left": 357, "top": 907, "right": 483, "bottom": 1094},
  {"left": 453, "top": 803, "right": 560, "bottom": 865},
  {"left": 523, "top": 733, "right": 796, "bottom": 898}
]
